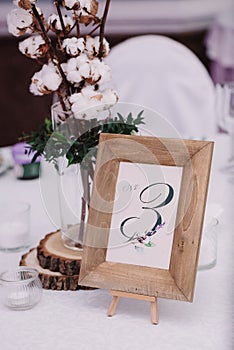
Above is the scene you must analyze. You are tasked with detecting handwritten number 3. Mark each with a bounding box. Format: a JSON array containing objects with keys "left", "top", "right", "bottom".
[{"left": 120, "top": 183, "right": 174, "bottom": 240}]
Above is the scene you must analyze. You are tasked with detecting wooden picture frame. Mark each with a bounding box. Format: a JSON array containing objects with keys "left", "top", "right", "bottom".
[{"left": 79, "top": 133, "right": 214, "bottom": 302}]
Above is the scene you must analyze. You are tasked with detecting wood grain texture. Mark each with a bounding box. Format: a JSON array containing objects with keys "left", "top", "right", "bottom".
[
  {"left": 80, "top": 261, "right": 187, "bottom": 301},
  {"left": 169, "top": 141, "right": 214, "bottom": 302},
  {"left": 107, "top": 290, "right": 158, "bottom": 324},
  {"left": 79, "top": 134, "right": 214, "bottom": 302},
  {"left": 20, "top": 248, "right": 81, "bottom": 291},
  {"left": 37, "top": 231, "right": 82, "bottom": 276}
]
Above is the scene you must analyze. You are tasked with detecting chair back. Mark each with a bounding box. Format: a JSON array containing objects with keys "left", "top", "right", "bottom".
[{"left": 106, "top": 35, "right": 216, "bottom": 139}]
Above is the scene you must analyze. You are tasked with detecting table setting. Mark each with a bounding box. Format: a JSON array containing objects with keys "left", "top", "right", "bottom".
[
  {"left": 0, "top": 131, "right": 232, "bottom": 350},
  {"left": 0, "top": 1, "right": 233, "bottom": 349}
]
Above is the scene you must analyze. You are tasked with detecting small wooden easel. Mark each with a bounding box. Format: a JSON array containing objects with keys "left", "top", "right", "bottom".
[{"left": 107, "top": 290, "right": 158, "bottom": 325}]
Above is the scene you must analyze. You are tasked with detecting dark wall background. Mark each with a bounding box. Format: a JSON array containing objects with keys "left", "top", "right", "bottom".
[
  {"left": 0, "top": 29, "right": 210, "bottom": 147},
  {"left": 0, "top": 36, "right": 53, "bottom": 147}
]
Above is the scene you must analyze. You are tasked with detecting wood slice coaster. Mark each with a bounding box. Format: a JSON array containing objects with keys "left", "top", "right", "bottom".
[
  {"left": 20, "top": 248, "right": 81, "bottom": 291},
  {"left": 37, "top": 230, "right": 82, "bottom": 276}
]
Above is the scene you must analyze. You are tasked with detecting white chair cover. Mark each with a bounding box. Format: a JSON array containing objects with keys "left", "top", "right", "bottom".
[{"left": 106, "top": 35, "right": 216, "bottom": 139}]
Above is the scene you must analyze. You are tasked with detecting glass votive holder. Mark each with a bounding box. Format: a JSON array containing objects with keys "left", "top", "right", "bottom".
[
  {"left": 0, "top": 267, "right": 42, "bottom": 310},
  {"left": 198, "top": 217, "right": 219, "bottom": 270},
  {"left": 0, "top": 201, "right": 30, "bottom": 252}
]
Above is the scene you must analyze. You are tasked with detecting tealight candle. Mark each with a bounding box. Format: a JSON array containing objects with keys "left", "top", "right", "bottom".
[
  {"left": 7, "top": 290, "right": 30, "bottom": 308},
  {"left": 0, "top": 221, "right": 29, "bottom": 249},
  {"left": 0, "top": 201, "right": 30, "bottom": 252},
  {"left": 0, "top": 267, "right": 42, "bottom": 310}
]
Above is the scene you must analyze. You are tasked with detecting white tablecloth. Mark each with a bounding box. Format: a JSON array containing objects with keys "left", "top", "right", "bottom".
[{"left": 0, "top": 134, "right": 233, "bottom": 350}]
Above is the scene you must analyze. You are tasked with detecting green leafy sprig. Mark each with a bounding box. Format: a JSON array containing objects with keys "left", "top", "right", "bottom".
[{"left": 22, "top": 111, "right": 144, "bottom": 168}]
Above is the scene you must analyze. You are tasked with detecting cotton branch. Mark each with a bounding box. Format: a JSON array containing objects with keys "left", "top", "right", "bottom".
[
  {"left": 55, "top": 1, "right": 68, "bottom": 38},
  {"left": 98, "top": 0, "right": 111, "bottom": 58},
  {"left": 31, "top": 4, "right": 70, "bottom": 97},
  {"left": 88, "top": 23, "right": 101, "bottom": 36}
]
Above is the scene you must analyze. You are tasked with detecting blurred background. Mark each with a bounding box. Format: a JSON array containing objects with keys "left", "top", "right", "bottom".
[{"left": 0, "top": 0, "right": 234, "bottom": 146}]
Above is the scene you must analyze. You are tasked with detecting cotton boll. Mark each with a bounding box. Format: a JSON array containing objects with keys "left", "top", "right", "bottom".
[
  {"left": 67, "top": 70, "right": 83, "bottom": 84},
  {"left": 101, "top": 89, "right": 118, "bottom": 108},
  {"left": 61, "top": 57, "right": 77, "bottom": 74},
  {"left": 85, "top": 36, "right": 110, "bottom": 59},
  {"left": 80, "top": 0, "right": 92, "bottom": 12},
  {"left": 13, "top": 0, "right": 37, "bottom": 10},
  {"left": 29, "top": 82, "right": 44, "bottom": 96},
  {"left": 78, "top": 0, "right": 99, "bottom": 24},
  {"left": 8, "top": 8, "right": 33, "bottom": 28},
  {"left": 70, "top": 93, "right": 90, "bottom": 113},
  {"left": 29, "top": 62, "right": 62, "bottom": 96},
  {"left": 65, "top": 0, "right": 97, "bottom": 16},
  {"left": 62, "top": 0, "right": 80, "bottom": 10},
  {"left": 7, "top": 8, "right": 33, "bottom": 36},
  {"left": 62, "top": 37, "right": 85, "bottom": 57},
  {"left": 69, "top": 86, "right": 118, "bottom": 119},
  {"left": 81, "top": 85, "right": 99, "bottom": 99},
  {"left": 69, "top": 87, "right": 101, "bottom": 118},
  {"left": 19, "top": 35, "right": 47, "bottom": 59},
  {"left": 48, "top": 14, "right": 74, "bottom": 34},
  {"left": 63, "top": 54, "right": 90, "bottom": 83},
  {"left": 78, "top": 61, "right": 91, "bottom": 80},
  {"left": 62, "top": 56, "right": 89, "bottom": 84},
  {"left": 89, "top": 58, "right": 112, "bottom": 84}
]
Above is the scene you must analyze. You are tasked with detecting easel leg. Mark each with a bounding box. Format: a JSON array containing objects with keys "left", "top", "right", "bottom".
[
  {"left": 150, "top": 298, "right": 158, "bottom": 325},
  {"left": 107, "top": 295, "right": 120, "bottom": 317},
  {"left": 107, "top": 290, "right": 159, "bottom": 324}
]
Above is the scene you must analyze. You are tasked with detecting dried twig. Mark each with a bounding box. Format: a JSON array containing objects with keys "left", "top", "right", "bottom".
[
  {"left": 88, "top": 23, "right": 101, "bottom": 36},
  {"left": 55, "top": 1, "right": 67, "bottom": 37},
  {"left": 99, "top": 0, "right": 111, "bottom": 58},
  {"left": 31, "top": 4, "right": 70, "bottom": 97}
]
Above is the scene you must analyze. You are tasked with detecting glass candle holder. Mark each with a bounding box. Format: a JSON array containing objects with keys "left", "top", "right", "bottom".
[
  {"left": 198, "top": 217, "right": 219, "bottom": 270},
  {"left": 0, "top": 201, "right": 30, "bottom": 252},
  {"left": 0, "top": 267, "right": 42, "bottom": 310}
]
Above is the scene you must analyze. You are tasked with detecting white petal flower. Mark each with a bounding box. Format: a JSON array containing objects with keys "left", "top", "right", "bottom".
[
  {"left": 7, "top": 8, "right": 33, "bottom": 37},
  {"left": 29, "top": 62, "right": 62, "bottom": 96},
  {"left": 85, "top": 36, "right": 110, "bottom": 59},
  {"left": 62, "top": 37, "right": 85, "bottom": 57},
  {"left": 48, "top": 14, "right": 74, "bottom": 33},
  {"left": 19, "top": 35, "right": 47, "bottom": 59}
]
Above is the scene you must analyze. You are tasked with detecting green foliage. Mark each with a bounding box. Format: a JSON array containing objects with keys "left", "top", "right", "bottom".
[
  {"left": 21, "top": 118, "right": 53, "bottom": 163},
  {"left": 23, "top": 110, "right": 145, "bottom": 168}
]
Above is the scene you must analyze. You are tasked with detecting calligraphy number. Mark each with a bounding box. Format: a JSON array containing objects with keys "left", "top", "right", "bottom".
[{"left": 120, "top": 183, "right": 174, "bottom": 241}]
